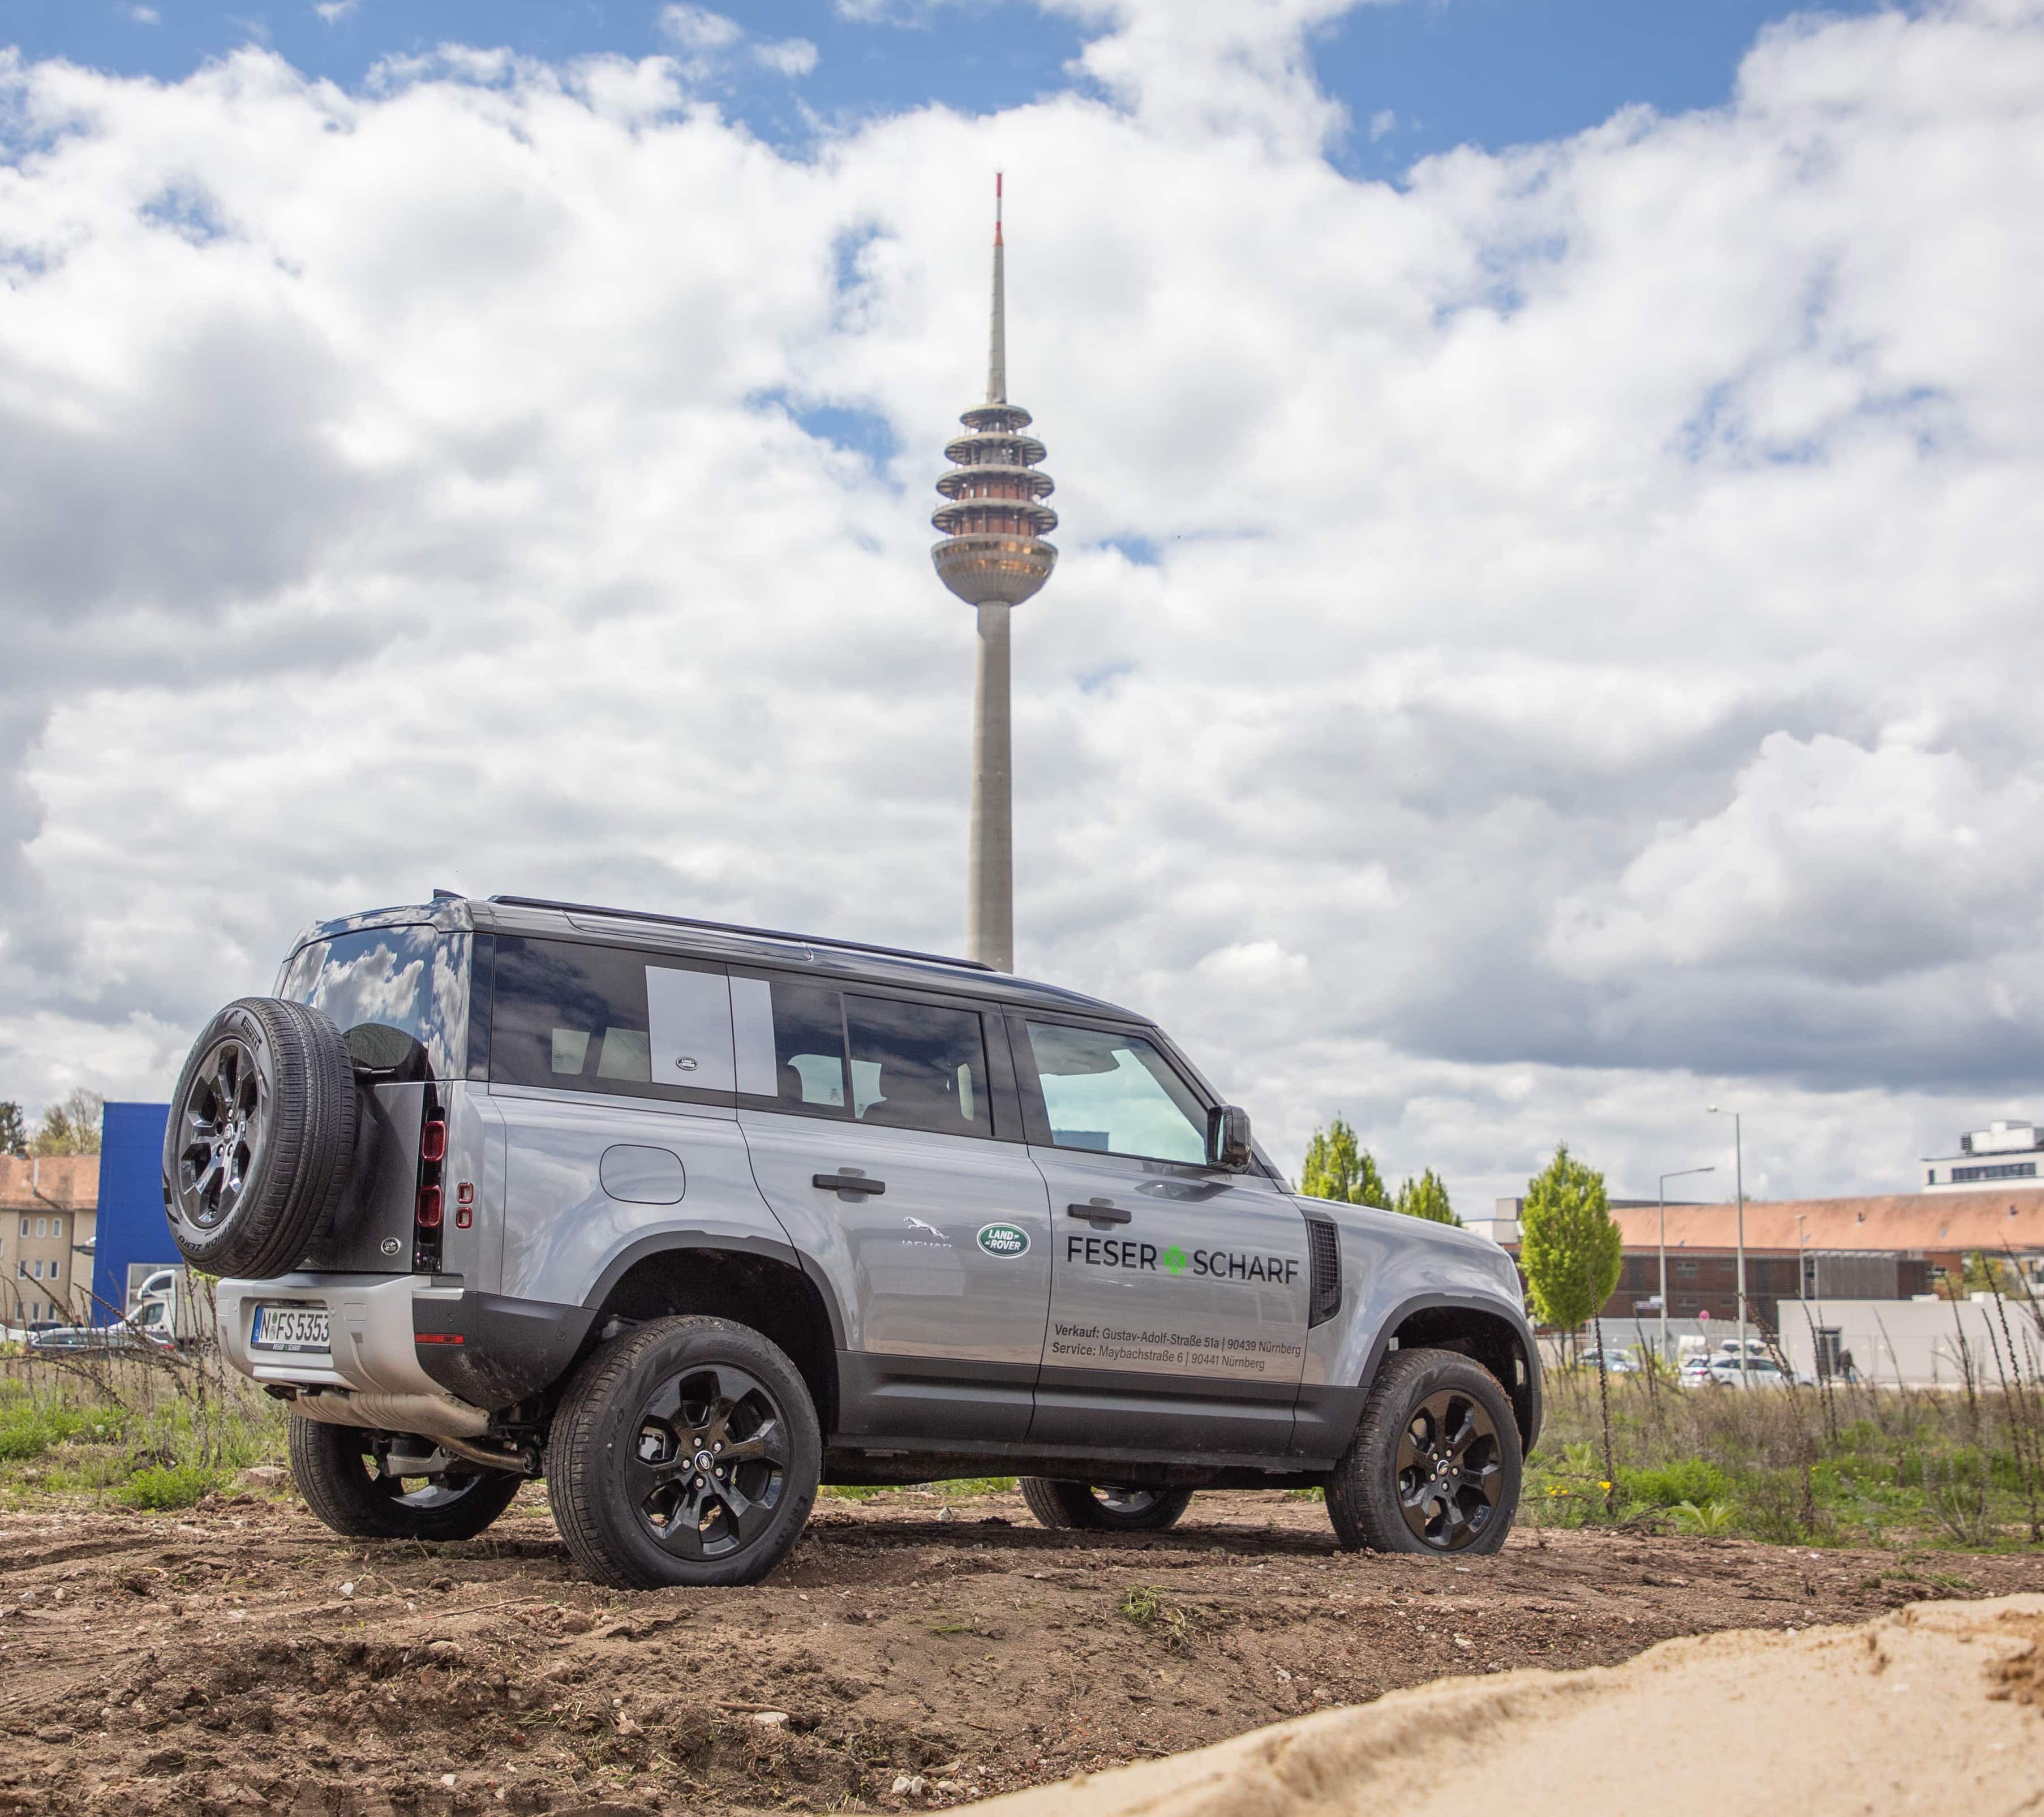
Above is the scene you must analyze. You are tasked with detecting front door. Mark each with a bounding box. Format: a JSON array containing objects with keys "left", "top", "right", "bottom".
[
  {"left": 1013, "top": 1015, "right": 1310, "bottom": 1459},
  {"left": 735, "top": 973, "right": 1052, "bottom": 1442}
]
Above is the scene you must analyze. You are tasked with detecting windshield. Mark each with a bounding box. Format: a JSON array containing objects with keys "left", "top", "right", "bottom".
[{"left": 278, "top": 925, "right": 470, "bottom": 1079}]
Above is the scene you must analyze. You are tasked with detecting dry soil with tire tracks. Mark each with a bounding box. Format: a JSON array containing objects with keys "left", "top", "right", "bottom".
[{"left": 3, "top": 1487, "right": 2043, "bottom": 1815}]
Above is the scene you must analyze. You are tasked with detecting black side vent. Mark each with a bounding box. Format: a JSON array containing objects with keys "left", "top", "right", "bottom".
[{"left": 1305, "top": 1216, "right": 1342, "bottom": 1328}]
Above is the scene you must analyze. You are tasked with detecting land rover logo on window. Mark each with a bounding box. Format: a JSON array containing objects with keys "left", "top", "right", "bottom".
[{"left": 977, "top": 1223, "right": 1030, "bottom": 1258}]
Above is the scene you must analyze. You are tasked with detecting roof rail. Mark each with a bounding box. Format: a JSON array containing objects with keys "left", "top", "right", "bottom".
[{"left": 484, "top": 895, "right": 996, "bottom": 973}]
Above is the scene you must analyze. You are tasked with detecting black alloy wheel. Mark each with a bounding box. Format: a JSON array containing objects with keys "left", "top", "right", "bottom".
[
  {"left": 287, "top": 1418, "right": 523, "bottom": 1543},
  {"left": 173, "top": 1033, "right": 267, "bottom": 1234},
  {"left": 1326, "top": 1347, "right": 1522, "bottom": 1557},
  {"left": 1097, "top": 1488, "right": 1176, "bottom": 1521},
  {"left": 1019, "top": 1478, "right": 1195, "bottom": 1532},
  {"left": 1394, "top": 1388, "right": 1503, "bottom": 1550},
  {"left": 630, "top": 1364, "right": 792, "bottom": 1562},
  {"left": 548, "top": 1316, "right": 821, "bottom": 1590}
]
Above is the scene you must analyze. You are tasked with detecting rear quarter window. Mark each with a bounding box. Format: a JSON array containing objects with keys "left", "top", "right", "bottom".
[
  {"left": 278, "top": 925, "right": 470, "bottom": 1079},
  {"left": 488, "top": 935, "right": 735, "bottom": 1106}
]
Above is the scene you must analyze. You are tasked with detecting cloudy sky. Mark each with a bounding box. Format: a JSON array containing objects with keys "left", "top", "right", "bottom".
[{"left": 2, "top": 0, "right": 2039, "bottom": 1213}]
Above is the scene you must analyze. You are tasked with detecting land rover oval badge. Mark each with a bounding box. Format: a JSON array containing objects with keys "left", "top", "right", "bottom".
[
  {"left": 380, "top": 1236, "right": 403, "bottom": 1257},
  {"left": 977, "top": 1223, "right": 1029, "bottom": 1258}
]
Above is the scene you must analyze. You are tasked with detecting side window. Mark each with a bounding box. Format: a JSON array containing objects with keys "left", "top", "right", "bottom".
[
  {"left": 1020, "top": 1021, "right": 1209, "bottom": 1165},
  {"left": 845, "top": 995, "right": 989, "bottom": 1139},
  {"left": 490, "top": 937, "right": 733, "bottom": 1102},
  {"left": 733, "top": 974, "right": 994, "bottom": 1139},
  {"left": 733, "top": 974, "right": 849, "bottom": 1115}
]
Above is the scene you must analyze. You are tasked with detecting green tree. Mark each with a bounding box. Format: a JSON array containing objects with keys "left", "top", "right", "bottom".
[
  {"left": 30, "top": 1089, "right": 104, "bottom": 1157},
  {"left": 1298, "top": 1116, "right": 1390, "bottom": 1209},
  {"left": 1959, "top": 1249, "right": 2012, "bottom": 1297},
  {"left": 1518, "top": 1143, "right": 1620, "bottom": 1333},
  {"left": 1393, "top": 1167, "right": 1460, "bottom": 1226},
  {"left": 0, "top": 1102, "right": 25, "bottom": 1158},
  {"left": 1522, "top": 1144, "right": 1624, "bottom": 1514}
]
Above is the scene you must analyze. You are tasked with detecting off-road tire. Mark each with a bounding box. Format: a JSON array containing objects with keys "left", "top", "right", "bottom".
[
  {"left": 162, "top": 996, "right": 357, "bottom": 1279},
  {"left": 287, "top": 1417, "right": 523, "bottom": 1542},
  {"left": 547, "top": 1315, "right": 821, "bottom": 1590},
  {"left": 1019, "top": 1479, "right": 1195, "bottom": 1532},
  {"left": 1327, "top": 1347, "right": 1521, "bottom": 1555}
]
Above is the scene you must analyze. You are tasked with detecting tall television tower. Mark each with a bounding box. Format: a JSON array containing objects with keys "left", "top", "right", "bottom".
[{"left": 931, "top": 173, "right": 1058, "bottom": 974}]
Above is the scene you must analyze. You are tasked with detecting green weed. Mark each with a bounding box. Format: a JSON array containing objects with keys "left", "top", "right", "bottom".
[
  {"left": 120, "top": 1463, "right": 222, "bottom": 1510},
  {"left": 1625, "top": 1459, "right": 1731, "bottom": 1507},
  {"left": 1119, "top": 1583, "right": 1194, "bottom": 1650}
]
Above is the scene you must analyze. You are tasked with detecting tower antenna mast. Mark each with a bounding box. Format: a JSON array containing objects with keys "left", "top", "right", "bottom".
[{"left": 930, "top": 174, "right": 1058, "bottom": 972}]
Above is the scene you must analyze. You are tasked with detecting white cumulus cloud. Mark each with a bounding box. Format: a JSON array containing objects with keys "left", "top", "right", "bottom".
[{"left": 2, "top": 0, "right": 2042, "bottom": 1212}]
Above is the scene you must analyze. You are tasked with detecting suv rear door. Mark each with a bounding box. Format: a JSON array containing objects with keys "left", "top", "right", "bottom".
[
  {"left": 1014, "top": 1015, "right": 1309, "bottom": 1459},
  {"left": 486, "top": 936, "right": 771, "bottom": 1304},
  {"left": 733, "top": 972, "right": 1051, "bottom": 1443}
]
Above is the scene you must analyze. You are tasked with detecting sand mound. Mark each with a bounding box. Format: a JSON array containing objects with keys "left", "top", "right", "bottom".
[{"left": 960, "top": 1593, "right": 2044, "bottom": 1817}]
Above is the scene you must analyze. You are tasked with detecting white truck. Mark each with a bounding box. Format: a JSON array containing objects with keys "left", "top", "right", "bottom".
[{"left": 128, "top": 1267, "right": 206, "bottom": 1348}]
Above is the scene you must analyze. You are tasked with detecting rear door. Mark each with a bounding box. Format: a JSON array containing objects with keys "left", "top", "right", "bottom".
[
  {"left": 734, "top": 972, "right": 1052, "bottom": 1442},
  {"left": 486, "top": 936, "right": 769, "bottom": 1304},
  {"left": 1014, "top": 1015, "right": 1309, "bottom": 1459}
]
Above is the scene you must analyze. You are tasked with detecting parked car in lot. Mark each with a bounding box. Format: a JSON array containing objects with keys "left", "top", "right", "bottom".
[
  {"left": 28, "top": 1323, "right": 168, "bottom": 1356},
  {"left": 164, "top": 893, "right": 1542, "bottom": 1587},
  {"left": 1580, "top": 1348, "right": 1641, "bottom": 1375},
  {"left": 1678, "top": 1355, "right": 1718, "bottom": 1388},
  {"left": 1706, "top": 1354, "right": 1799, "bottom": 1388}
]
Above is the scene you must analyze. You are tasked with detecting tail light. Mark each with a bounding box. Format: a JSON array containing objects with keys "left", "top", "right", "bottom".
[{"left": 412, "top": 1094, "right": 446, "bottom": 1272}]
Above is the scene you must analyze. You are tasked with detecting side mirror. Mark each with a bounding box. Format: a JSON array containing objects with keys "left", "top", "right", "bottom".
[{"left": 1207, "top": 1105, "right": 1252, "bottom": 1171}]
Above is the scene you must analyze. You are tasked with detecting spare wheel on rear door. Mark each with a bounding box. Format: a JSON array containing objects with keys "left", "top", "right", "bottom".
[{"left": 161, "top": 997, "right": 358, "bottom": 1280}]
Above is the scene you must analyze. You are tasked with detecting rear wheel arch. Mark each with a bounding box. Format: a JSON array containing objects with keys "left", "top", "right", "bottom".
[
  {"left": 584, "top": 1244, "right": 839, "bottom": 1439},
  {"left": 1364, "top": 1296, "right": 1539, "bottom": 1455}
]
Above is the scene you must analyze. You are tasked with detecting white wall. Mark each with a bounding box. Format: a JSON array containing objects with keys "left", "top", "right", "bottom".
[{"left": 1777, "top": 1298, "right": 2044, "bottom": 1388}]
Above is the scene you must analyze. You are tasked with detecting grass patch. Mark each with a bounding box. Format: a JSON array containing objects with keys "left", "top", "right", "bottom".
[
  {"left": 119, "top": 1463, "right": 224, "bottom": 1510},
  {"left": 1118, "top": 1583, "right": 1194, "bottom": 1651},
  {"left": 0, "top": 1354, "right": 287, "bottom": 1507},
  {"left": 1626, "top": 1459, "right": 1732, "bottom": 1508},
  {"left": 823, "top": 1476, "right": 1017, "bottom": 1502},
  {"left": 1526, "top": 1351, "right": 2044, "bottom": 1551}
]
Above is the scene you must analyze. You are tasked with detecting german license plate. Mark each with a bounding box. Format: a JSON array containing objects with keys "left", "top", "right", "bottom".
[{"left": 251, "top": 1303, "right": 330, "bottom": 1354}]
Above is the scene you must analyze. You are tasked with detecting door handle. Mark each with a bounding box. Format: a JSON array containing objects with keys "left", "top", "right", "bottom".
[
  {"left": 814, "top": 1173, "right": 886, "bottom": 1196},
  {"left": 1067, "top": 1200, "right": 1131, "bottom": 1225}
]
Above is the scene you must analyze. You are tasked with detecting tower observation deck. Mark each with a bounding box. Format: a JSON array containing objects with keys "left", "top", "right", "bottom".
[{"left": 932, "top": 175, "right": 1056, "bottom": 972}]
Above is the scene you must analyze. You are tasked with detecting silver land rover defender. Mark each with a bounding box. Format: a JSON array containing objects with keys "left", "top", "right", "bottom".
[{"left": 164, "top": 894, "right": 1539, "bottom": 1588}]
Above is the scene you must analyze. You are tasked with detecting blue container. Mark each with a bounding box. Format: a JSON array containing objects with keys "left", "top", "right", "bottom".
[{"left": 91, "top": 1101, "right": 174, "bottom": 1322}]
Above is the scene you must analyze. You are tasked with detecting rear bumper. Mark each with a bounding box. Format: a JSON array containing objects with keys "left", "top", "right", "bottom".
[
  {"left": 218, "top": 1273, "right": 595, "bottom": 1418},
  {"left": 218, "top": 1272, "right": 473, "bottom": 1410}
]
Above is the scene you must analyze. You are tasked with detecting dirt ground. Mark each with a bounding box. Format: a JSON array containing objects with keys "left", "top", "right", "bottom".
[{"left": 4, "top": 1486, "right": 2044, "bottom": 1816}]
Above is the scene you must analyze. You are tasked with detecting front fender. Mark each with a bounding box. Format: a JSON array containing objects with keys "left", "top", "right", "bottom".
[{"left": 1297, "top": 1204, "right": 1539, "bottom": 1458}]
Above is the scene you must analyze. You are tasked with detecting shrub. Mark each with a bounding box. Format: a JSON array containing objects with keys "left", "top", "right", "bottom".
[
  {"left": 119, "top": 1464, "right": 220, "bottom": 1510},
  {"left": 1626, "top": 1459, "right": 1732, "bottom": 1507},
  {"left": 0, "top": 1403, "right": 91, "bottom": 1462},
  {"left": 1670, "top": 1499, "right": 1736, "bottom": 1534}
]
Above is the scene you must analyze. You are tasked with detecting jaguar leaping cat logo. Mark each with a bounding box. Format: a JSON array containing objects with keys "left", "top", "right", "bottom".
[{"left": 903, "top": 1216, "right": 947, "bottom": 1240}]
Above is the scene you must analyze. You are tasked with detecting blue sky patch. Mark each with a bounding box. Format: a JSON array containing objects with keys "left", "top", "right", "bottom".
[{"left": 7, "top": 1, "right": 1887, "bottom": 168}]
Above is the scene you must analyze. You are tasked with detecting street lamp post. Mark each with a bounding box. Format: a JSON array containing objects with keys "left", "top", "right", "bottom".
[
  {"left": 1707, "top": 1107, "right": 1748, "bottom": 1384},
  {"left": 1659, "top": 1165, "right": 1716, "bottom": 1367}
]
